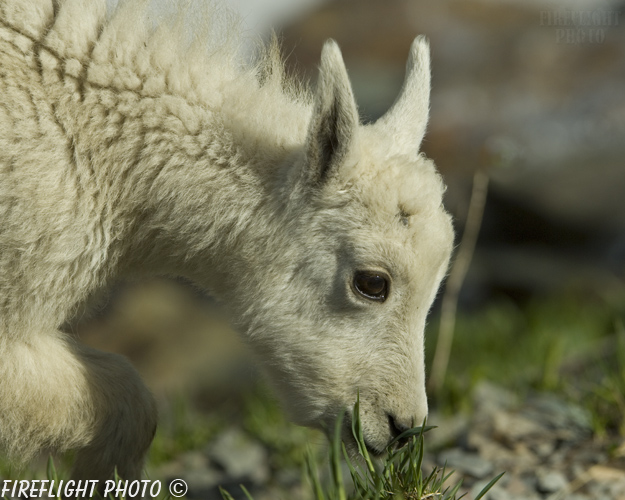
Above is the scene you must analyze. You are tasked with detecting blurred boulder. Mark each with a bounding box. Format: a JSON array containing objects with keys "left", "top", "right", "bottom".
[{"left": 76, "top": 279, "right": 255, "bottom": 400}]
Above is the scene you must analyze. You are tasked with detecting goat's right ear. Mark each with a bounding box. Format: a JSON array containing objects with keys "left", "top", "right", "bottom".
[{"left": 304, "top": 40, "right": 359, "bottom": 186}]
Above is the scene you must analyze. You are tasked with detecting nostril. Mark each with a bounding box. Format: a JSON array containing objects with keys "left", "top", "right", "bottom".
[{"left": 387, "top": 413, "right": 410, "bottom": 443}]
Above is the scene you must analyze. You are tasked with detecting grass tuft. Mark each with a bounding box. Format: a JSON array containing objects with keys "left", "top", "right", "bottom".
[{"left": 223, "top": 398, "right": 503, "bottom": 500}]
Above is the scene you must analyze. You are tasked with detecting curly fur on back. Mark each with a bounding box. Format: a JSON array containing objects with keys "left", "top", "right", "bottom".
[{"left": 0, "top": 0, "right": 454, "bottom": 486}]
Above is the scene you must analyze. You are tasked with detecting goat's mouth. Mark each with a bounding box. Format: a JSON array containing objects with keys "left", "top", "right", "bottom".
[
  {"left": 338, "top": 411, "right": 424, "bottom": 460},
  {"left": 363, "top": 440, "right": 385, "bottom": 458},
  {"left": 341, "top": 432, "right": 386, "bottom": 460},
  {"left": 340, "top": 412, "right": 387, "bottom": 459},
  {"left": 363, "top": 434, "right": 410, "bottom": 458}
]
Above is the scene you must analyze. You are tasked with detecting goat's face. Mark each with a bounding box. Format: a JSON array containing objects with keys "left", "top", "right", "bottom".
[{"left": 238, "top": 38, "right": 454, "bottom": 455}]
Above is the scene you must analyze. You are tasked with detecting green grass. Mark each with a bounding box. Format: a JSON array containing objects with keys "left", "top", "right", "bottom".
[
  {"left": 242, "top": 385, "right": 319, "bottom": 471},
  {"left": 149, "top": 394, "right": 225, "bottom": 465},
  {"left": 222, "top": 396, "right": 503, "bottom": 500},
  {"left": 570, "top": 319, "right": 625, "bottom": 437},
  {"left": 2, "top": 402, "right": 502, "bottom": 500},
  {"left": 425, "top": 291, "right": 625, "bottom": 435}
]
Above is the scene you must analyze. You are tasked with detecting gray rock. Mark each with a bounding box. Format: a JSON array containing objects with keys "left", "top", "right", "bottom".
[
  {"left": 525, "top": 395, "right": 592, "bottom": 435},
  {"left": 536, "top": 469, "right": 568, "bottom": 494},
  {"left": 469, "top": 482, "right": 541, "bottom": 500},
  {"left": 157, "top": 450, "right": 224, "bottom": 498},
  {"left": 438, "top": 448, "right": 494, "bottom": 479},
  {"left": 427, "top": 412, "right": 469, "bottom": 450},
  {"left": 571, "top": 447, "right": 608, "bottom": 465},
  {"left": 473, "top": 381, "right": 519, "bottom": 415},
  {"left": 274, "top": 467, "right": 301, "bottom": 487},
  {"left": 207, "top": 428, "right": 269, "bottom": 484},
  {"left": 180, "top": 450, "right": 210, "bottom": 470},
  {"left": 530, "top": 439, "right": 555, "bottom": 459},
  {"left": 184, "top": 468, "right": 223, "bottom": 492},
  {"left": 492, "top": 410, "right": 546, "bottom": 443},
  {"left": 157, "top": 450, "right": 221, "bottom": 485}
]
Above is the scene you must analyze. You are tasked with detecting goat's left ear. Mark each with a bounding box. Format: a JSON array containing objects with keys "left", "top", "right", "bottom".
[
  {"left": 304, "top": 39, "right": 359, "bottom": 185},
  {"left": 374, "top": 36, "right": 431, "bottom": 153}
]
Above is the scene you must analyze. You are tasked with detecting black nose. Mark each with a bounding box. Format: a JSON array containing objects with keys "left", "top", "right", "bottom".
[{"left": 387, "top": 413, "right": 411, "bottom": 447}]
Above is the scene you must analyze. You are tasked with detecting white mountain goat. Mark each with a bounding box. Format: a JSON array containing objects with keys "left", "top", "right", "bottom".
[{"left": 0, "top": 0, "right": 454, "bottom": 485}]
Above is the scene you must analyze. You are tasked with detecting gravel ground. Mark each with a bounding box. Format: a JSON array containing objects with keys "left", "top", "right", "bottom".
[
  {"left": 2, "top": 381, "right": 621, "bottom": 499},
  {"left": 427, "top": 382, "right": 625, "bottom": 500},
  {"left": 150, "top": 381, "right": 625, "bottom": 500}
]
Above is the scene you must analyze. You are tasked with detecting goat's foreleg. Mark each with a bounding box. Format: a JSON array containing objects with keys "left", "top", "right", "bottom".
[{"left": 0, "top": 331, "right": 157, "bottom": 487}]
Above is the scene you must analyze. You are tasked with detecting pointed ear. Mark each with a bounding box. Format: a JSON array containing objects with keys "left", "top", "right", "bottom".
[
  {"left": 375, "top": 36, "right": 431, "bottom": 152},
  {"left": 305, "top": 39, "right": 359, "bottom": 185}
]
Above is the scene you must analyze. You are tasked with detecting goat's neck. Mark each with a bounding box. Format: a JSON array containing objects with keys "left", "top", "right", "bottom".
[{"left": 51, "top": 82, "right": 296, "bottom": 297}]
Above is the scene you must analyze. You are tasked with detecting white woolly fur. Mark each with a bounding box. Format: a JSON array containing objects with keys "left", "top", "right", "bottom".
[{"left": 0, "top": 0, "right": 454, "bottom": 485}]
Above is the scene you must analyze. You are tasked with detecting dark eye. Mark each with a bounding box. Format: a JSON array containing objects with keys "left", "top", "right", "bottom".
[{"left": 353, "top": 271, "right": 390, "bottom": 302}]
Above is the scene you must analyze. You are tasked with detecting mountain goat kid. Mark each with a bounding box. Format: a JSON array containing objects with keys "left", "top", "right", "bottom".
[{"left": 0, "top": 0, "right": 454, "bottom": 485}]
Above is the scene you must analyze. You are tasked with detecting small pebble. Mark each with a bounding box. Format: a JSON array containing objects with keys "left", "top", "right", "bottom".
[
  {"left": 438, "top": 448, "right": 494, "bottom": 478},
  {"left": 536, "top": 469, "right": 568, "bottom": 493},
  {"left": 207, "top": 428, "right": 269, "bottom": 483}
]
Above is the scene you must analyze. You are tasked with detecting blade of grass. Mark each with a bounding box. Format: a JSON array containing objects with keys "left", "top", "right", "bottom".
[
  {"left": 46, "top": 457, "right": 62, "bottom": 500},
  {"left": 305, "top": 447, "right": 326, "bottom": 500},
  {"left": 219, "top": 486, "right": 236, "bottom": 500},
  {"left": 349, "top": 418, "right": 375, "bottom": 475},
  {"left": 342, "top": 442, "right": 370, "bottom": 494},
  {"left": 442, "top": 478, "right": 463, "bottom": 500},
  {"left": 330, "top": 410, "right": 347, "bottom": 500},
  {"left": 386, "top": 425, "right": 437, "bottom": 449},
  {"left": 239, "top": 484, "right": 255, "bottom": 500},
  {"left": 351, "top": 395, "right": 376, "bottom": 474},
  {"left": 474, "top": 472, "right": 505, "bottom": 500}
]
